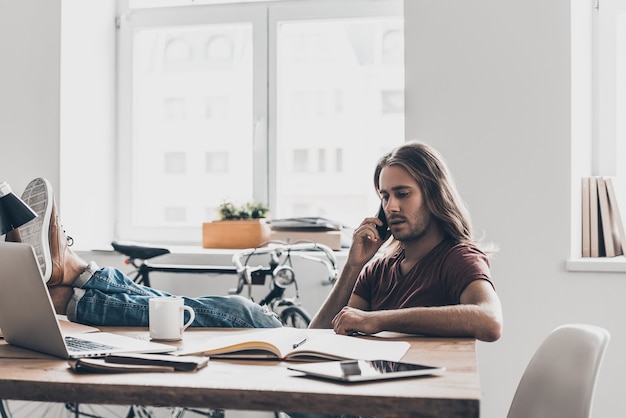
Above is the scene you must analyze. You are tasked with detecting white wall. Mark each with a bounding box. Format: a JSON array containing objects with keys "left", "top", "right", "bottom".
[
  {"left": 0, "top": 0, "right": 115, "bottom": 250},
  {"left": 406, "top": 1, "right": 623, "bottom": 417},
  {"left": 0, "top": 0, "right": 61, "bottom": 193},
  {"left": 2, "top": 1, "right": 625, "bottom": 417},
  {"left": 59, "top": 0, "right": 117, "bottom": 250}
]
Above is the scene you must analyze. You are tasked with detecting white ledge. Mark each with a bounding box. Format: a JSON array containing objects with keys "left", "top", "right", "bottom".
[{"left": 566, "top": 256, "right": 626, "bottom": 272}]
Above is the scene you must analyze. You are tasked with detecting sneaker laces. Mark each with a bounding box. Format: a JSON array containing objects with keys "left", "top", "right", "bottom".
[{"left": 57, "top": 216, "right": 74, "bottom": 247}]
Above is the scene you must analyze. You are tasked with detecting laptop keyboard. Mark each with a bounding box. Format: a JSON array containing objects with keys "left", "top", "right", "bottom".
[{"left": 65, "top": 336, "right": 116, "bottom": 352}]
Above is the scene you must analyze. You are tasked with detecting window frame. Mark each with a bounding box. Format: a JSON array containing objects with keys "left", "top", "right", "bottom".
[
  {"left": 116, "top": 3, "right": 268, "bottom": 243},
  {"left": 594, "top": 0, "right": 615, "bottom": 176},
  {"left": 116, "top": 0, "right": 403, "bottom": 244},
  {"left": 568, "top": 0, "right": 626, "bottom": 269}
]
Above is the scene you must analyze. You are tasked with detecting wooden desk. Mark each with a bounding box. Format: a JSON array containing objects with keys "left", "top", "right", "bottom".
[{"left": 0, "top": 329, "right": 479, "bottom": 418}]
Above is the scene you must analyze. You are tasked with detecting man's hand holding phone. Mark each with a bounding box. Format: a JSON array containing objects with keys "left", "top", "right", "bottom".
[{"left": 345, "top": 206, "right": 391, "bottom": 269}]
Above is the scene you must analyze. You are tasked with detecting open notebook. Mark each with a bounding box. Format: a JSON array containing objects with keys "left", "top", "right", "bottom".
[
  {"left": 0, "top": 242, "right": 174, "bottom": 359},
  {"left": 175, "top": 327, "right": 410, "bottom": 361}
]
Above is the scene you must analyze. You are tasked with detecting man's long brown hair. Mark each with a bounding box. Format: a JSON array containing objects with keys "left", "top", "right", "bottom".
[{"left": 374, "top": 141, "right": 475, "bottom": 249}]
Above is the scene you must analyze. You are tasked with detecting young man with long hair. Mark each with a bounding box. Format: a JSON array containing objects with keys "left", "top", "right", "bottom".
[{"left": 310, "top": 141, "right": 503, "bottom": 342}]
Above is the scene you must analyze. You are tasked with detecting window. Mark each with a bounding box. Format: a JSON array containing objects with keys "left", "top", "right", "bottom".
[
  {"left": 568, "top": 0, "right": 626, "bottom": 268},
  {"left": 117, "top": 0, "right": 404, "bottom": 244},
  {"left": 594, "top": 0, "right": 626, "bottom": 179},
  {"left": 611, "top": 2, "right": 626, "bottom": 182}
]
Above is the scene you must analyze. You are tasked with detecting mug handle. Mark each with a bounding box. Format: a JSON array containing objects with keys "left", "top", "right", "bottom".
[{"left": 181, "top": 306, "right": 195, "bottom": 330}]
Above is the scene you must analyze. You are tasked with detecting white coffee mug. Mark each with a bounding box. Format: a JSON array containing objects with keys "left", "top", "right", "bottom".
[{"left": 149, "top": 297, "right": 195, "bottom": 341}]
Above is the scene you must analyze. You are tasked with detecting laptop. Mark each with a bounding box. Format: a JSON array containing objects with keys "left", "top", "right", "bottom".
[{"left": 0, "top": 242, "right": 175, "bottom": 359}]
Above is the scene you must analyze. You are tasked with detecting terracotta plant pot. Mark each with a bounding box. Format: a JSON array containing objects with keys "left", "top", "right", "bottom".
[{"left": 202, "top": 219, "right": 271, "bottom": 249}]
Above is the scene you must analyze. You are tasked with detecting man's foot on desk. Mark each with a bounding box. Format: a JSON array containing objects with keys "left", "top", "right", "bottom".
[
  {"left": 17, "top": 178, "right": 54, "bottom": 281},
  {"left": 16, "top": 178, "right": 88, "bottom": 287},
  {"left": 47, "top": 202, "right": 87, "bottom": 287}
]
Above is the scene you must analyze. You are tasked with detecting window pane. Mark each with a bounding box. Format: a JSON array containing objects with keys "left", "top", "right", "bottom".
[
  {"left": 131, "top": 24, "right": 253, "bottom": 228},
  {"left": 275, "top": 18, "right": 405, "bottom": 228}
]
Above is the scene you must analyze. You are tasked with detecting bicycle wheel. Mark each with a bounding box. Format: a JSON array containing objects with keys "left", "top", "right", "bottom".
[
  {"left": 0, "top": 401, "right": 219, "bottom": 418},
  {"left": 0, "top": 401, "right": 133, "bottom": 417},
  {"left": 280, "top": 306, "right": 311, "bottom": 328},
  {"left": 130, "top": 405, "right": 223, "bottom": 417},
  {"left": 0, "top": 400, "right": 10, "bottom": 418}
]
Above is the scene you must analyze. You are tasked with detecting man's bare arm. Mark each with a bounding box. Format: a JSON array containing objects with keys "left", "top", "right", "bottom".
[
  {"left": 308, "top": 263, "right": 365, "bottom": 329},
  {"left": 309, "top": 217, "right": 386, "bottom": 329},
  {"left": 331, "top": 280, "right": 503, "bottom": 342}
]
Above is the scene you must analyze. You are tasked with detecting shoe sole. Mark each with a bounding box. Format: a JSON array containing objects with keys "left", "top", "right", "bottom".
[{"left": 19, "top": 178, "right": 53, "bottom": 281}]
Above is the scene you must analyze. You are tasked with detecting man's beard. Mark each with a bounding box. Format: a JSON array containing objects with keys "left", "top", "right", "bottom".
[{"left": 394, "top": 209, "right": 434, "bottom": 243}]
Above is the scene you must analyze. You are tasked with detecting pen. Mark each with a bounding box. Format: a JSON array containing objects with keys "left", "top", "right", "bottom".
[{"left": 292, "top": 338, "right": 307, "bottom": 349}]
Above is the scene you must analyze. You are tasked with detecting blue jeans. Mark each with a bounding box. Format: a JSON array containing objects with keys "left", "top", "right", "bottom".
[{"left": 66, "top": 264, "right": 282, "bottom": 328}]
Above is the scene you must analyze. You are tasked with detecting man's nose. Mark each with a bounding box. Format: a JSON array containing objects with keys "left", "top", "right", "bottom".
[{"left": 385, "top": 198, "right": 400, "bottom": 212}]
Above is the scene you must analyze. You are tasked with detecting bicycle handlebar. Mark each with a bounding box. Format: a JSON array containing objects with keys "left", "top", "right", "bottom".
[{"left": 232, "top": 241, "right": 339, "bottom": 283}]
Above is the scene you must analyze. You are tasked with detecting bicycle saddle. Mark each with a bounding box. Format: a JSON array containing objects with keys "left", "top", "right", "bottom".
[{"left": 111, "top": 240, "right": 171, "bottom": 260}]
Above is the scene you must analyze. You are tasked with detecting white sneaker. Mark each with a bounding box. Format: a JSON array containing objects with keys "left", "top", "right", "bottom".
[{"left": 19, "top": 178, "right": 53, "bottom": 281}]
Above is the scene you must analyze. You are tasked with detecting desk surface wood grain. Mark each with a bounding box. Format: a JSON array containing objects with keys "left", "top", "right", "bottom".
[{"left": 0, "top": 328, "right": 479, "bottom": 418}]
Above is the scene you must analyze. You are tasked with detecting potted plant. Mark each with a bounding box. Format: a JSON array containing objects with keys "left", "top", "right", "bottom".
[{"left": 202, "top": 201, "right": 271, "bottom": 249}]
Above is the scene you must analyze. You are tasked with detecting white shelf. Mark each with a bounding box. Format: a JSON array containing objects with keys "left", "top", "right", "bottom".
[{"left": 566, "top": 256, "right": 626, "bottom": 272}]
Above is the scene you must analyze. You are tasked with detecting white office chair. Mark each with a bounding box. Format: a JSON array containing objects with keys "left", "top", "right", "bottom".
[{"left": 507, "top": 323, "right": 610, "bottom": 418}]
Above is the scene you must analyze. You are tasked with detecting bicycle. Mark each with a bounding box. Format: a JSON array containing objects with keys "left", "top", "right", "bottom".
[{"left": 230, "top": 241, "right": 339, "bottom": 328}]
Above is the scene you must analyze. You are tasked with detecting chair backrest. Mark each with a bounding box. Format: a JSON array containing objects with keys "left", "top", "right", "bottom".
[{"left": 507, "top": 324, "right": 610, "bottom": 418}]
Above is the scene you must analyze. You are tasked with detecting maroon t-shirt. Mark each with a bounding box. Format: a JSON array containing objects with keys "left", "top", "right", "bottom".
[{"left": 353, "top": 239, "right": 493, "bottom": 310}]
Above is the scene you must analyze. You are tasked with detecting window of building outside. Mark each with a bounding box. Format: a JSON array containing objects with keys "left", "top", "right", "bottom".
[{"left": 117, "top": 0, "right": 404, "bottom": 244}]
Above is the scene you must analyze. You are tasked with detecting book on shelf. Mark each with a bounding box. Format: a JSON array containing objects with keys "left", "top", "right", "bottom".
[
  {"left": 581, "top": 177, "right": 591, "bottom": 257},
  {"left": 597, "top": 177, "right": 618, "bottom": 257},
  {"left": 604, "top": 177, "right": 626, "bottom": 255},
  {"left": 269, "top": 217, "right": 343, "bottom": 231},
  {"left": 175, "top": 327, "right": 410, "bottom": 362},
  {"left": 583, "top": 176, "right": 626, "bottom": 258},
  {"left": 589, "top": 177, "right": 600, "bottom": 257}
]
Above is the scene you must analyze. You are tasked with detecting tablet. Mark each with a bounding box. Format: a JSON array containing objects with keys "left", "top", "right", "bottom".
[{"left": 288, "top": 359, "right": 445, "bottom": 382}]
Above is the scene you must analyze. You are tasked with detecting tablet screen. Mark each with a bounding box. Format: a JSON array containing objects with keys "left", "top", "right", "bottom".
[{"left": 288, "top": 359, "right": 445, "bottom": 382}]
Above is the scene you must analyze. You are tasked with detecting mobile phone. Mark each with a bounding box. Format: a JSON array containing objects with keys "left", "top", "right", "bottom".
[{"left": 375, "top": 205, "right": 389, "bottom": 240}]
